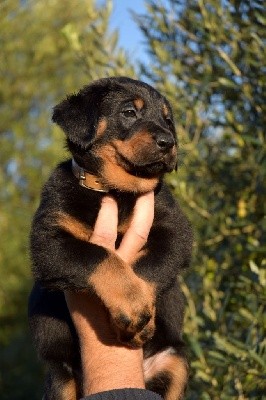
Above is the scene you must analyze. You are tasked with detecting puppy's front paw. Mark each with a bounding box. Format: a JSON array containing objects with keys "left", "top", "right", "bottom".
[
  {"left": 115, "top": 311, "right": 156, "bottom": 348},
  {"left": 109, "top": 278, "right": 156, "bottom": 347},
  {"left": 89, "top": 253, "right": 156, "bottom": 347}
]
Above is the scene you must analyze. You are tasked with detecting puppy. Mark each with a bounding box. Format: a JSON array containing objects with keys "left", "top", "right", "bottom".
[{"left": 28, "top": 77, "right": 193, "bottom": 400}]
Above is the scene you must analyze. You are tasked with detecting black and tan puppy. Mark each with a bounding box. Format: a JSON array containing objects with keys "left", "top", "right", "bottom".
[{"left": 28, "top": 77, "right": 193, "bottom": 400}]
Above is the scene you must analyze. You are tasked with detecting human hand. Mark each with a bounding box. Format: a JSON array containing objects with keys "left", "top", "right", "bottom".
[
  {"left": 90, "top": 191, "right": 154, "bottom": 263},
  {"left": 66, "top": 192, "right": 155, "bottom": 347},
  {"left": 65, "top": 192, "right": 154, "bottom": 395},
  {"left": 89, "top": 192, "right": 156, "bottom": 347}
]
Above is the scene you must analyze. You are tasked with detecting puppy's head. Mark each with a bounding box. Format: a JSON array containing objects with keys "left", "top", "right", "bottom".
[{"left": 53, "top": 77, "right": 177, "bottom": 193}]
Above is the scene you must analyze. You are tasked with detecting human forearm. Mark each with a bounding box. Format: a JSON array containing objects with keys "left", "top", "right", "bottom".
[{"left": 66, "top": 292, "right": 145, "bottom": 396}]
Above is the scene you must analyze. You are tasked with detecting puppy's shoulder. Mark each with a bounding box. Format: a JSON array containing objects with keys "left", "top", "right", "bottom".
[
  {"left": 154, "top": 181, "right": 180, "bottom": 217},
  {"left": 40, "top": 159, "right": 90, "bottom": 207},
  {"left": 34, "top": 159, "right": 102, "bottom": 230},
  {"left": 155, "top": 181, "right": 192, "bottom": 235},
  {"left": 41, "top": 160, "right": 73, "bottom": 195}
]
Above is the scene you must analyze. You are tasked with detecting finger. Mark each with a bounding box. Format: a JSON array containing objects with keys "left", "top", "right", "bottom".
[
  {"left": 116, "top": 191, "right": 154, "bottom": 263},
  {"left": 90, "top": 196, "right": 118, "bottom": 250}
]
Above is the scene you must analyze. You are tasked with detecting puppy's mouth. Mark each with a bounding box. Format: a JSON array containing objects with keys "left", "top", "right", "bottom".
[{"left": 115, "top": 151, "right": 174, "bottom": 178}]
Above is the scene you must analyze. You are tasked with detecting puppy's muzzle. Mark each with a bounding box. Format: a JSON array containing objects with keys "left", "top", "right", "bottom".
[
  {"left": 137, "top": 121, "right": 175, "bottom": 154},
  {"left": 153, "top": 131, "right": 175, "bottom": 153}
]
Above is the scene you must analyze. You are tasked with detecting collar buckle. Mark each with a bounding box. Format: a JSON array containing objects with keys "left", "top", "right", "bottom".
[{"left": 72, "top": 159, "right": 109, "bottom": 193}]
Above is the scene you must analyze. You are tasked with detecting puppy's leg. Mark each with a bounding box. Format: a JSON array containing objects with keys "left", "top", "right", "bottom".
[
  {"left": 46, "top": 213, "right": 156, "bottom": 347},
  {"left": 43, "top": 363, "right": 80, "bottom": 400},
  {"left": 144, "top": 348, "right": 188, "bottom": 400},
  {"left": 89, "top": 253, "right": 156, "bottom": 348}
]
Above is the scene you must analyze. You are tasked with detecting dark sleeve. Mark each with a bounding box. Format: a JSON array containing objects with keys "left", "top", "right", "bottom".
[{"left": 81, "top": 388, "right": 162, "bottom": 400}]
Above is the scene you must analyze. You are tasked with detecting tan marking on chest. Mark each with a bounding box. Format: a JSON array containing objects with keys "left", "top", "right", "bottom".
[{"left": 56, "top": 212, "right": 92, "bottom": 242}]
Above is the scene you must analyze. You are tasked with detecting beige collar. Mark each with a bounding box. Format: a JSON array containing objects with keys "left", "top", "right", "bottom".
[{"left": 72, "top": 159, "right": 109, "bottom": 193}]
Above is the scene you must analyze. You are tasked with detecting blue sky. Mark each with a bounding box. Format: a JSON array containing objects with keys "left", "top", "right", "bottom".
[{"left": 110, "top": 0, "right": 148, "bottom": 63}]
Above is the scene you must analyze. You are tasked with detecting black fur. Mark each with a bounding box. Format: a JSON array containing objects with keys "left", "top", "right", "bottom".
[{"left": 28, "top": 77, "right": 193, "bottom": 399}]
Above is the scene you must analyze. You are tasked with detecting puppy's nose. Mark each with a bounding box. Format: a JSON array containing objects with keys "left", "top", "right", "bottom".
[{"left": 155, "top": 133, "right": 175, "bottom": 151}]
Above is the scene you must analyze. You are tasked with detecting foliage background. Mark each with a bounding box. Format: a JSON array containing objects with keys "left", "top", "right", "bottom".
[{"left": 0, "top": 0, "right": 265, "bottom": 399}]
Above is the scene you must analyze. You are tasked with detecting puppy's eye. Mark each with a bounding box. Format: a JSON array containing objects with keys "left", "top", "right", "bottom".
[
  {"left": 165, "top": 117, "right": 174, "bottom": 128},
  {"left": 122, "top": 109, "right": 137, "bottom": 118}
]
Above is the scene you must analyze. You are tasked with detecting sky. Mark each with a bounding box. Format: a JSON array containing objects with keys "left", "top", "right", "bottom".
[{"left": 109, "top": 0, "right": 148, "bottom": 64}]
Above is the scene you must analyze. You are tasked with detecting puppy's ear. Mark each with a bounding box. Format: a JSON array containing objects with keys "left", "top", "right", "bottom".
[{"left": 52, "top": 85, "right": 106, "bottom": 147}]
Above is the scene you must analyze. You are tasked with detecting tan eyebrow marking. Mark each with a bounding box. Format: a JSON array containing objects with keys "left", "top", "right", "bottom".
[
  {"left": 134, "top": 98, "right": 144, "bottom": 111},
  {"left": 96, "top": 117, "right": 107, "bottom": 137},
  {"left": 162, "top": 104, "right": 169, "bottom": 117}
]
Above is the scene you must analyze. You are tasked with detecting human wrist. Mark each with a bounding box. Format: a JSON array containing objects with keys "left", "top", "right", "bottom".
[
  {"left": 81, "top": 343, "right": 144, "bottom": 396},
  {"left": 78, "top": 310, "right": 145, "bottom": 394},
  {"left": 66, "top": 292, "right": 145, "bottom": 395}
]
